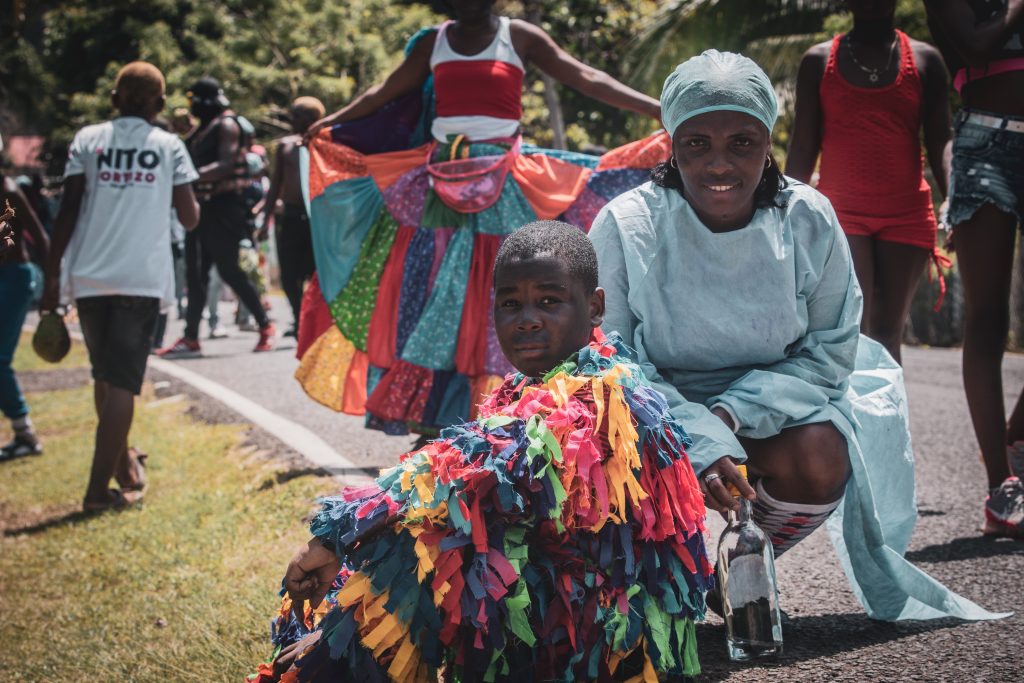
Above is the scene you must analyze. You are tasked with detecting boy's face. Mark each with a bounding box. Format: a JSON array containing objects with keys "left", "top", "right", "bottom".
[{"left": 494, "top": 255, "right": 605, "bottom": 377}]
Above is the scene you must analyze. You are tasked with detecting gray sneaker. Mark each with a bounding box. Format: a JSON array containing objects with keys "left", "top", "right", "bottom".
[
  {"left": 0, "top": 434, "right": 43, "bottom": 461},
  {"left": 983, "top": 476, "right": 1024, "bottom": 538}
]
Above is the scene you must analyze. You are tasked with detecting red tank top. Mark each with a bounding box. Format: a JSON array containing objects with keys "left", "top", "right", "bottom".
[{"left": 816, "top": 30, "right": 932, "bottom": 216}]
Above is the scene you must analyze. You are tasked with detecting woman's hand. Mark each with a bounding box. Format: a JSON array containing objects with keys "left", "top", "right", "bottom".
[
  {"left": 699, "top": 456, "right": 756, "bottom": 514},
  {"left": 283, "top": 537, "right": 342, "bottom": 616},
  {"left": 302, "top": 118, "right": 329, "bottom": 146}
]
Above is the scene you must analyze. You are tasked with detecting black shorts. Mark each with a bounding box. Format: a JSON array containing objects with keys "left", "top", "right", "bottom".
[{"left": 77, "top": 295, "right": 160, "bottom": 395}]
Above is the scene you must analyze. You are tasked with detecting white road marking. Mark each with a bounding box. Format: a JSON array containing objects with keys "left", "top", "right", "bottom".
[
  {"left": 148, "top": 356, "right": 367, "bottom": 479},
  {"left": 24, "top": 320, "right": 367, "bottom": 481}
]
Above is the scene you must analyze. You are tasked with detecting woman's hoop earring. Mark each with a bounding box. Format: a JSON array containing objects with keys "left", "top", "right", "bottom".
[
  {"left": 764, "top": 156, "right": 772, "bottom": 169},
  {"left": 669, "top": 156, "right": 678, "bottom": 169}
]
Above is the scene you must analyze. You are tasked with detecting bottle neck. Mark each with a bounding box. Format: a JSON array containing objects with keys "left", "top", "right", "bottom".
[{"left": 729, "top": 497, "right": 753, "bottom": 523}]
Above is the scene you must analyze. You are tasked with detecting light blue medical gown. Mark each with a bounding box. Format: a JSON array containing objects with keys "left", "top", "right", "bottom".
[{"left": 589, "top": 179, "right": 1006, "bottom": 621}]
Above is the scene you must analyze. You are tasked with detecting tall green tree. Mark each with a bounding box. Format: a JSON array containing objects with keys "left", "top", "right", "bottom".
[{"left": 5, "top": 0, "right": 441, "bottom": 172}]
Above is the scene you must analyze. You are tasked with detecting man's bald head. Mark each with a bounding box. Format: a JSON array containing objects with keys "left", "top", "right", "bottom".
[
  {"left": 113, "top": 62, "right": 166, "bottom": 119},
  {"left": 291, "top": 96, "right": 325, "bottom": 134}
]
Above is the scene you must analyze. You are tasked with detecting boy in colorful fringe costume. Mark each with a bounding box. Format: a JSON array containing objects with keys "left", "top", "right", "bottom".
[{"left": 253, "top": 221, "right": 714, "bottom": 682}]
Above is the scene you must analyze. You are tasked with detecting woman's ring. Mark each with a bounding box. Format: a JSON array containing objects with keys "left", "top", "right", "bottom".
[{"left": 704, "top": 473, "right": 722, "bottom": 486}]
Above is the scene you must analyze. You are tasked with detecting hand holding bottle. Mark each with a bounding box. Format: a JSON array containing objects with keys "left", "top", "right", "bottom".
[{"left": 701, "top": 456, "right": 756, "bottom": 514}]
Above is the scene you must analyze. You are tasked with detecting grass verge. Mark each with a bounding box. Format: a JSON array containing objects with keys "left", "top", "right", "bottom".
[{"left": 1, "top": 336, "right": 336, "bottom": 682}]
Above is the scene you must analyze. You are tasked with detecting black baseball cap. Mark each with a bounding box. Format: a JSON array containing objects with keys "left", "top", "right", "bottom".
[{"left": 187, "top": 77, "right": 230, "bottom": 107}]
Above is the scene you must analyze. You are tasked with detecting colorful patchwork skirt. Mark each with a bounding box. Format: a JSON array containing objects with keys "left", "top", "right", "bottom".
[{"left": 296, "top": 126, "right": 671, "bottom": 435}]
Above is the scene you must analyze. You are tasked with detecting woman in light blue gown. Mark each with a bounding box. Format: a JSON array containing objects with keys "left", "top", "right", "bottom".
[{"left": 589, "top": 50, "right": 1004, "bottom": 622}]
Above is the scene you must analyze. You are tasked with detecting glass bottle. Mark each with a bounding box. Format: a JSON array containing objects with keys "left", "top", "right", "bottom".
[{"left": 715, "top": 465, "right": 783, "bottom": 661}]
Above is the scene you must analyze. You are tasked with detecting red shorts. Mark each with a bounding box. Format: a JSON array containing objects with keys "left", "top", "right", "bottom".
[{"left": 835, "top": 205, "right": 937, "bottom": 250}]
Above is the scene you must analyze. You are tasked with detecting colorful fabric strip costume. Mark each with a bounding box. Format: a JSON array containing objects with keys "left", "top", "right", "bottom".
[
  {"left": 294, "top": 26, "right": 670, "bottom": 435},
  {"left": 255, "top": 333, "right": 713, "bottom": 682}
]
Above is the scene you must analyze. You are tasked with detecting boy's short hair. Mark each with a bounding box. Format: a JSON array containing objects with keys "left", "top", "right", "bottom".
[
  {"left": 114, "top": 62, "right": 165, "bottom": 113},
  {"left": 494, "top": 220, "right": 598, "bottom": 293},
  {"left": 292, "top": 96, "right": 326, "bottom": 120}
]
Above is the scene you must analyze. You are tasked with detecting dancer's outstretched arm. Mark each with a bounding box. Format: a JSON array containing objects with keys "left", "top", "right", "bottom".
[
  {"left": 513, "top": 19, "right": 661, "bottom": 121},
  {"left": 304, "top": 35, "right": 436, "bottom": 143}
]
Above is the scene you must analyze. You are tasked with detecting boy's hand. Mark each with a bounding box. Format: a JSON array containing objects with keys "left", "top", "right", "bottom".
[
  {"left": 700, "top": 457, "right": 756, "bottom": 515},
  {"left": 283, "top": 537, "right": 341, "bottom": 618},
  {"left": 0, "top": 200, "right": 15, "bottom": 254},
  {"left": 39, "top": 276, "right": 61, "bottom": 312},
  {"left": 273, "top": 630, "right": 322, "bottom": 680}
]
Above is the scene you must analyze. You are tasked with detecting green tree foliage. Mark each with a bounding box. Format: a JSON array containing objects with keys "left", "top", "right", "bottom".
[
  {"left": 510, "top": 0, "right": 663, "bottom": 150},
  {"left": 6, "top": 0, "right": 441, "bottom": 171},
  {"left": 8, "top": 0, "right": 676, "bottom": 168},
  {"left": 6, "top": 0, "right": 941, "bottom": 170},
  {"left": 625, "top": 0, "right": 936, "bottom": 153}
]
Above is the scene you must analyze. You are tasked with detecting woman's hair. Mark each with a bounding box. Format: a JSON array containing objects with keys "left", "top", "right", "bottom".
[{"left": 651, "top": 154, "right": 788, "bottom": 210}]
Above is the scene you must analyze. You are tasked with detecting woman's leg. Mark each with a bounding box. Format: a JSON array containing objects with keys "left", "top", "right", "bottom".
[
  {"left": 846, "top": 235, "right": 875, "bottom": 335},
  {"left": 868, "top": 240, "right": 931, "bottom": 364},
  {"left": 954, "top": 203, "right": 1018, "bottom": 489},
  {"left": 741, "top": 422, "right": 851, "bottom": 556},
  {"left": 0, "top": 264, "right": 38, "bottom": 452}
]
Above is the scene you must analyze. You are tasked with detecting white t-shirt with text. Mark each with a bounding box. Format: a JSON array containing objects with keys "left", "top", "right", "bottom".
[{"left": 63, "top": 116, "right": 198, "bottom": 303}]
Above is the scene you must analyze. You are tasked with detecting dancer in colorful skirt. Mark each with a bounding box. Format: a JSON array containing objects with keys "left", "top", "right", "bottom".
[
  {"left": 787, "top": 0, "right": 952, "bottom": 363},
  {"left": 252, "top": 221, "right": 713, "bottom": 682},
  {"left": 294, "top": 0, "right": 670, "bottom": 436}
]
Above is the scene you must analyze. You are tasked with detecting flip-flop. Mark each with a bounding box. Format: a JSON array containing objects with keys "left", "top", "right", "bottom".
[
  {"left": 118, "top": 447, "right": 148, "bottom": 493},
  {"left": 83, "top": 487, "right": 143, "bottom": 513}
]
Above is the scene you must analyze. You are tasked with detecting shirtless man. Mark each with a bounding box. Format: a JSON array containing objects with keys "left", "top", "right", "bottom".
[{"left": 258, "top": 97, "right": 324, "bottom": 337}]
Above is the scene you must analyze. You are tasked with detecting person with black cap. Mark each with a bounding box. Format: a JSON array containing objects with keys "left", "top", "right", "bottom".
[{"left": 158, "top": 77, "right": 276, "bottom": 357}]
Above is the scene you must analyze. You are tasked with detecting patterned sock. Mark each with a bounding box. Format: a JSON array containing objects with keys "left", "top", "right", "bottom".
[{"left": 752, "top": 479, "right": 840, "bottom": 558}]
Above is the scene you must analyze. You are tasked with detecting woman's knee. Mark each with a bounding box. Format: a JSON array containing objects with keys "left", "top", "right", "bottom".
[{"left": 787, "top": 423, "right": 850, "bottom": 502}]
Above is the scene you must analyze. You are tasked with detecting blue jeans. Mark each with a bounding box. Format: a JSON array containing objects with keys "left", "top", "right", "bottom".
[
  {"left": 949, "top": 109, "right": 1024, "bottom": 226},
  {"left": 0, "top": 263, "right": 36, "bottom": 419}
]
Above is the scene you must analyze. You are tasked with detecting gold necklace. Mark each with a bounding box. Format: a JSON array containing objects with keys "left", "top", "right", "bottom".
[{"left": 845, "top": 33, "right": 898, "bottom": 83}]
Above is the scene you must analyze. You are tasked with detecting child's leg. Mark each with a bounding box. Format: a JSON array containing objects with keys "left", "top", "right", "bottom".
[
  {"left": 81, "top": 296, "right": 158, "bottom": 506},
  {"left": 84, "top": 379, "right": 135, "bottom": 504}
]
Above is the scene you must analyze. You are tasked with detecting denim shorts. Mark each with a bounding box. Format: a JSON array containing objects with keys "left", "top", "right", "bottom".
[
  {"left": 948, "top": 109, "right": 1024, "bottom": 227},
  {"left": 77, "top": 295, "right": 160, "bottom": 394}
]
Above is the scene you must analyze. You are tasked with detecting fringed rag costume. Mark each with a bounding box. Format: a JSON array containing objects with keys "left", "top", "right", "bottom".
[
  {"left": 294, "top": 22, "right": 670, "bottom": 435},
  {"left": 253, "top": 334, "right": 713, "bottom": 682}
]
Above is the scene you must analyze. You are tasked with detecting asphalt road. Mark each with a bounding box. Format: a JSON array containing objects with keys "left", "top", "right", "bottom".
[{"left": 159, "top": 296, "right": 1024, "bottom": 681}]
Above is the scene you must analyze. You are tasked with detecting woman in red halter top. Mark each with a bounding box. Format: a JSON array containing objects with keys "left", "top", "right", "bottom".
[{"left": 787, "top": 0, "right": 952, "bottom": 365}]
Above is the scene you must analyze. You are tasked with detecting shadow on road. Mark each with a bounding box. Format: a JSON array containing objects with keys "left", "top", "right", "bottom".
[
  {"left": 696, "top": 612, "right": 962, "bottom": 679},
  {"left": 257, "top": 466, "right": 378, "bottom": 490},
  {"left": 905, "top": 535, "right": 1024, "bottom": 563},
  {"left": 3, "top": 505, "right": 137, "bottom": 537}
]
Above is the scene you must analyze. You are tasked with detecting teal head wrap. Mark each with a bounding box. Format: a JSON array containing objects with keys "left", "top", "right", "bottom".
[{"left": 660, "top": 50, "right": 778, "bottom": 135}]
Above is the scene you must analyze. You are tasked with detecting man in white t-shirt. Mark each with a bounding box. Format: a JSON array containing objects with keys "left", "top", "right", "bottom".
[{"left": 41, "top": 61, "right": 200, "bottom": 512}]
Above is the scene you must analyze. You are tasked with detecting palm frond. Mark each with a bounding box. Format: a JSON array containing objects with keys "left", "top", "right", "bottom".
[{"left": 625, "top": 0, "right": 843, "bottom": 94}]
